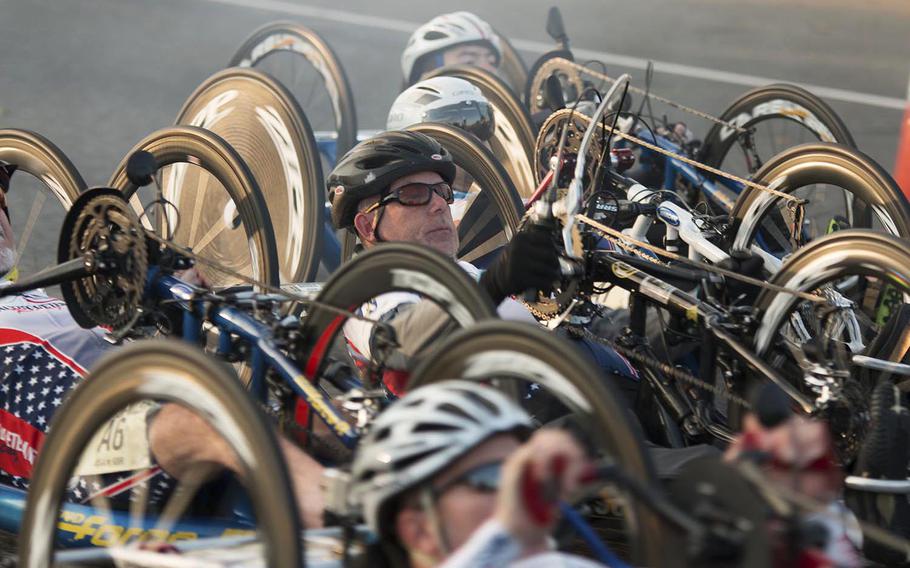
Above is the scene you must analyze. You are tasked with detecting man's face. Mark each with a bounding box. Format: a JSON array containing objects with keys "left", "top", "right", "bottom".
[
  {"left": 442, "top": 44, "right": 498, "bottom": 73},
  {"left": 354, "top": 171, "right": 459, "bottom": 258},
  {"left": 431, "top": 434, "right": 519, "bottom": 549}
]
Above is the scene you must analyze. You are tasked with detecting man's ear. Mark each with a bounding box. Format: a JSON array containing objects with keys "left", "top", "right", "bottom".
[{"left": 353, "top": 211, "right": 376, "bottom": 244}]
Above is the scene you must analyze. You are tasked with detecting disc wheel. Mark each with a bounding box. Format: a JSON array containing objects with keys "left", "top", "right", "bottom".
[
  {"left": 729, "top": 143, "right": 910, "bottom": 263},
  {"left": 699, "top": 83, "right": 855, "bottom": 189},
  {"left": 340, "top": 123, "right": 524, "bottom": 265},
  {"left": 108, "top": 126, "right": 280, "bottom": 288},
  {"left": 175, "top": 67, "right": 324, "bottom": 283},
  {"left": 426, "top": 64, "right": 537, "bottom": 196},
  {"left": 297, "top": 242, "right": 495, "bottom": 383},
  {"left": 19, "top": 339, "right": 301, "bottom": 568},
  {"left": 0, "top": 129, "right": 86, "bottom": 278},
  {"left": 734, "top": 231, "right": 910, "bottom": 447},
  {"left": 409, "top": 321, "right": 669, "bottom": 567},
  {"left": 230, "top": 21, "right": 358, "bottom": 158}
]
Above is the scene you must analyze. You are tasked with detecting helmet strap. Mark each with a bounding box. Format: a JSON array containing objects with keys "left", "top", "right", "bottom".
[{"left": 419, "top": 486, "right": 452, "bottom": 557}]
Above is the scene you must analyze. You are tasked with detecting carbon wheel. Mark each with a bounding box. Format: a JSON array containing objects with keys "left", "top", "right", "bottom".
[
  {"left": 108, "top": 126, "right": 280, "bottom": 288},
  {"left": 730, "top": 143, "right": 910, "bottom": 262},
  {"left": 0, "top": 129, "right": 86, "bottom": 279},
  {"left": 409, "top": 321, "right": 669, "bottom": 567},
  {"left": 340, "top": 123, "right": 524, "bottom": 265},
  {"left": 296, "top": 243, "right": 495, "bottom": 383},
  {"left": 426, "top": 64, "right": 537, "bottom": 196},
  {"left": 493, "top": 28, "right": 529, "bottom": 95},
  {"left": 19, "top": 340, "right": 301, "bottom": 568},
  {"left": 230, "top": 21, "right": 358, "bottom": 158},
  {"left": 733, "top": 231, "right": 910, "bottom": 449},
  {"left": 175, "top": 67, "right": 324, "bottom": 283}
]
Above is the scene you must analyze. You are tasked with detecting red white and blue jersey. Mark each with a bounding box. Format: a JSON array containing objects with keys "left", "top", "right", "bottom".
[{"left": 0, "top": 288, "right": 111, "bottom": 488}]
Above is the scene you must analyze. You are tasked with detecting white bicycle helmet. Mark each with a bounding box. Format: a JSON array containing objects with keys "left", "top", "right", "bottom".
[
  {"left": 350, "top": 380, "right": 532, "bottom": 536},
  {"left": 387, "top": 77, "right": 496, "bottom": 142},
  {"left": 402, "top": 11, "right": 502, "bottom": 85}
]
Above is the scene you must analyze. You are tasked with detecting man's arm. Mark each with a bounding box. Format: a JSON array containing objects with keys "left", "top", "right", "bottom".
[{"left": 147, "top": 403, "right": 326, "bottom": 528}]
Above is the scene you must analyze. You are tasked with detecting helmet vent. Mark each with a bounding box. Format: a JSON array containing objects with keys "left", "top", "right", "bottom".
[
  {"left": 414, "top": 422, "right": 461, "bottom": 433},
  {"left": 438, "top": 402, "right": 474, "bottom": 421},
  {"left": 423, "top": 31, "right": 448, "bottom": 41},
  {"left": 462, "top": 391, "right": 498, "bottom": 415}
]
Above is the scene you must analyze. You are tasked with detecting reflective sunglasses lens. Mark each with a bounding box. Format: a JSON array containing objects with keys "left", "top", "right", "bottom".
[{"left": 397, "top": 184, "right": 433, "bottom": 205}]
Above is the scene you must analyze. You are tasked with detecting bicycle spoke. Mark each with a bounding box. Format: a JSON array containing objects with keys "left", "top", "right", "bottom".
[{"left": 152, "top": 463, "right": 219, "bottom": 538}]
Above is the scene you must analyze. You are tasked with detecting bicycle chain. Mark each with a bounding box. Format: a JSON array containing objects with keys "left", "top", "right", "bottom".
[
  {"left": 577, "top": 214, "right": 826, "bottom": 303},
  {"left": 578, "top": 327, "right": 751, "bottom": 411},
  {"left": 535, "top": 57, "right": 748, "bottom": 134}
]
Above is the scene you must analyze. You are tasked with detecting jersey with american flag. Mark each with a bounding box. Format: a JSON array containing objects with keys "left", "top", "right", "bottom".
[{"left": 0, "top": 288, "right": 112, "bottom": 489}]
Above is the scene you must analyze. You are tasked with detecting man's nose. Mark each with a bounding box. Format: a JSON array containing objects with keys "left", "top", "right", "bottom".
[{"left": 427, "top": 191, "right": 449, "bottom": 213}]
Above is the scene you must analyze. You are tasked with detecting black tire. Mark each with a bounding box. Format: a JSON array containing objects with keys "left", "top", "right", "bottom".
[
  {"left": 0, "top": 129, "right": 86, "bottom": 207},
  {"left": 700, "top": 83, "right": 855, "bottom": 178},
  {"left": 297, "top": 243, "right": 495, "bottom": 381},
  {"left": 19, "top": 340, "right": 301, "bottom": 568},
  {"left": 425, "top": 64, "right": 537, "bottom": 196},
  {"left": 729, "top": 143, "right": 910, "bottom": 256},
  {"left": 733, "top": 231, "right": 910, "bottom": 430},
  {"left": 108, "top": 126, "right": 280, "bottom": 288},
  {"left": 340, "top": 123, "right": 524, "bottom": 264},
  {"left": 493, "top": 28, "right": 529, "bottom": 96},
  {"left": 409, "top": 321, "right": 669, "bottom": 567},
  {"left": 230, "top": 21, "right": 358, "bottom": 158},
  {"left": 175, "top": 67, "right": 324, "bottom": 283}
]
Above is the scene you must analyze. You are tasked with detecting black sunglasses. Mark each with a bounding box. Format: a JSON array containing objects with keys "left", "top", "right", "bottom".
[
  {"left": 363, "top": 182, "right": 454, "bottom": 214},
  {"left": 431, "top": 461, "right": 503, "bottom": 497}
]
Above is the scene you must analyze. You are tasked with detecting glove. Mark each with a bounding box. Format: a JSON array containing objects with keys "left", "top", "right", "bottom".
[{"left": 480, "top": 226, "right": 560, "bottom": 304}]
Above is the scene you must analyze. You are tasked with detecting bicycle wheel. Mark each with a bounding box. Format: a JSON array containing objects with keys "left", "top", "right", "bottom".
[
  {"left": 297, "top": 242, "right": 495, "bottom": 382},
  {"left": 700, "top": 84, "right": 855, "bottom": 181},
  {"left": 339, "top": 123, "right": 524, "bottom": 264},
  {"left": 493, "top": 28, "right": 529, "bottom": 96},
  {"left": 425, "top": 64, "right": 537, "bottom": 196},
  {"left": 19, "top": 339, "right": 301, "bottom": 568},
  {"left": 175, "top": 67, "right": 324, "bottom": 283},
  {"left": 729, "top": 143, "right": 910, "bottom": 262},
  {"left": 739, "top": 231, "right": 910, "bottom": 450},
  {"left": 108, "top": 126, "right": 280, "bottom": 288},
  {"left": 230, "top": 21, "right": 358, "bottom": 158},
  {"left": 409, "top": 321, "right": 669, "bottom": 567},
  {"left": 0, "top": 129, "right": 86, "bottom": 278}
]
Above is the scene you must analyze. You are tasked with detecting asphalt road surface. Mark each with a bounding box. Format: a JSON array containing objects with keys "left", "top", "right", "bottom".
[{"left": 0, "top": 0, "right": 908, "bottom": 274}]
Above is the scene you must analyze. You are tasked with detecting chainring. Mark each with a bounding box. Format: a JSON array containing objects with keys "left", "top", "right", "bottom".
[
  {"left": 58, "top": 187, "right": 147, "bottom": 331},
  {"left": 527, "top": 56, "right": 586, "bottom": 113},
  {"left": 534, "top": 108, "right": 606, "bottom": 187}
]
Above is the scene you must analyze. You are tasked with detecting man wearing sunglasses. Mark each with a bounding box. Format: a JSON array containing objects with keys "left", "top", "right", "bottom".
[
  {"left": 350, "top": 380, "right": 602, "bottom": 568},
  {"left": 329, "top": 131, "right": 564, "bottom": 393}
]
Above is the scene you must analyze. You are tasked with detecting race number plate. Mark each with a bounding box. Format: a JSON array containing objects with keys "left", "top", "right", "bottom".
[{"left": 75, "top": 401, "right": 158, "bottom": 476}]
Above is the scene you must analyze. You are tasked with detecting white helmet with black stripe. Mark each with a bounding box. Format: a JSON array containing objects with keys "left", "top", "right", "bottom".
[
  {"left": 401, "top": 11, "right": 501, "bottom": 85},
  {"left": 349, "top": 380, "right": 532, "bottom": 536}
]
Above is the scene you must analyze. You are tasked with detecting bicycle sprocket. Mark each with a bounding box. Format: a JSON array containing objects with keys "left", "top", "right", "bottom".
[{"left": 58, "top": 187, "right": 147, "bottom": 331}]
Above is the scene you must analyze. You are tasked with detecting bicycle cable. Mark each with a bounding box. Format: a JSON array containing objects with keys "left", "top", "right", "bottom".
[{"left": 536, "top": 57, "right": 748, "bottom": 134}]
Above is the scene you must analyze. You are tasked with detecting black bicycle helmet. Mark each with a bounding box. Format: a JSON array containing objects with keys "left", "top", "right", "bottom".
[{"left": 328, "top": 130, "right": 456, "bottom": 231}]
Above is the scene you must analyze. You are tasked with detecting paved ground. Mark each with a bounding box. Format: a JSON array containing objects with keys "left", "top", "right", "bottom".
[{"left": 0, "top": 0, "right": 907, "bottom": 272}]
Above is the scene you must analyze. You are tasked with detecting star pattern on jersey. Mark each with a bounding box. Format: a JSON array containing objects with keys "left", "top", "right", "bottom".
[{"left": 0, "top": 342, "right": 82, "bottom": 431}]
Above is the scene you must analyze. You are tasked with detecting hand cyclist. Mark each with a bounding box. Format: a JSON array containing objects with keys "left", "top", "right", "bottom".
[
  {"left": 328, "top": 131, "right": 639, "bottom": 398},
  {"left": 402, "top": 11, "right": 501, "bottom": 87},
  {"left": 0, "top": 169, "right": 330, "bottom": 527},
  {"left": 350, "top": 380, "right": 604, "bottom": 568}
]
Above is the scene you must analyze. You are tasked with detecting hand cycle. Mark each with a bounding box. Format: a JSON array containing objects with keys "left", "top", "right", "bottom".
[{"left": 2, "top": 178, "right": 494, "bottom": 554}]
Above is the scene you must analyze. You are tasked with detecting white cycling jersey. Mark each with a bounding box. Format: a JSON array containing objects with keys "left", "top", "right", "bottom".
[
  {"left": 440, "top": 518, "right": 606, "bottom": 568},
  {"left": 343, "top": 260, "right": 535, "bottom": 364}
]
